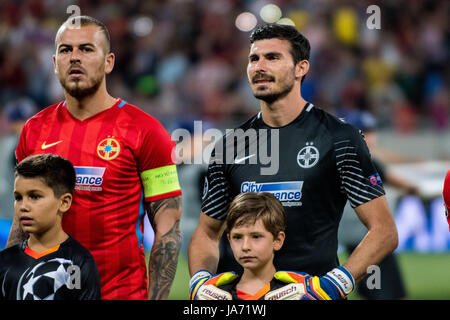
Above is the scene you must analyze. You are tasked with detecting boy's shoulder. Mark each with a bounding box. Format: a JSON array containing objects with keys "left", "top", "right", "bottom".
[
  {"left": 0, "top": 241, "right": 26, "bottom": 258},
  {"left": 61, "top": 236, "right": 96, "bottom": 261}
]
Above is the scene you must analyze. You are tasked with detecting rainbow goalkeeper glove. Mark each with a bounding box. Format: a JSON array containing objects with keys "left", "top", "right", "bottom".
[
  {"left": 189, "top": 271, "right": 238, "bottom": 300},
  {"left": 265, "top": 266, "right": 355, "bottom": 300}
]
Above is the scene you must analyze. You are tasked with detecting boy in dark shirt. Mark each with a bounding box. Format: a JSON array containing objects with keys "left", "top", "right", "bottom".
[{"left": 0, "top": 154, "right": 100, "bottom": 300}]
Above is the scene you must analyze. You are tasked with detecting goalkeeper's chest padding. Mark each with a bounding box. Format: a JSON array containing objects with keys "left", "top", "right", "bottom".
[{"left": 218, "top": 276, "right": 290, "bottom": 300}]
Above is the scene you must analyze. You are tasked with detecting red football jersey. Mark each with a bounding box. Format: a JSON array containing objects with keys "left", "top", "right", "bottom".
[
  {"left": 16, "top": 98, "right": 182, "bottom": 299},
  {"left": 444, "top": 170, "right": 450, "bottom": 231}
]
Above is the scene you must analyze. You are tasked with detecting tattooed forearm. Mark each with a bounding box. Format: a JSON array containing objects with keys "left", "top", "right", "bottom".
[
  {"left": 148, "top": 219, "right": 182, "bottom": 300},
  {"left": 147, "top": 196, "right": 182, "bottom": 227}
]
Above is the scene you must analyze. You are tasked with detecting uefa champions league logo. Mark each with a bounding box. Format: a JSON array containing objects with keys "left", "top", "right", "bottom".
[{"left": 16, "top": 258, "right": 80, "bottom": 300}]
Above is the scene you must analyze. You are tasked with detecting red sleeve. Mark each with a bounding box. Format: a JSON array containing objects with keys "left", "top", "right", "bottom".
[
  {"left": 136, "top": 118, "right": 176, "bottom": 171},
  {"left": 15, "top": 120, "right": 30, "bottom": 163},
  {"left": 136, "top": 118, "right": 181, "bottom": 202},
  {"left": 443, "top": 170, "right": 450, "bottom": 231}
]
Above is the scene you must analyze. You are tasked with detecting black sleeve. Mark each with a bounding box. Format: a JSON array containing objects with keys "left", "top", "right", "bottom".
[
  {"left": 334, "top": 127, "right": 385, "bottom": 208},
  {"left": 75, "top": 255, "right": 101, "bottom": 300},
  {"left": 201, "top": 145, "right": 232, "bottom": 220}
]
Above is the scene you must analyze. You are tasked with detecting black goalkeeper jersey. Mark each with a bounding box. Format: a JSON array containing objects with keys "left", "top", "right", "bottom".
[
  {"left": 201, "top": 103, "right": 385, "bottom": 276},
  {"left": 0, "top": 236, "right": 101, "bottom": 300}
]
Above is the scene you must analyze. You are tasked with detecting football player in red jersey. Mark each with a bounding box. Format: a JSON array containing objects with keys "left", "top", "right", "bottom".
[
  {"left": 6, "top": 16, "right": 182, "bottom": 300},
  {"left": 443, "top": 170, "right": 450, "bottom": 231}
]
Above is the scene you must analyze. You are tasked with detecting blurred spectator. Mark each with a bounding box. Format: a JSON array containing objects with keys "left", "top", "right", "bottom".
[
  {"left": 0, "top": 0, "right": 447, "bottom": 130},
  {"left": 339, "top": 111, "right": 419, "bottom": 300},
  {"left": 0, "top": 97, "right": 37, "bottom": 220}
]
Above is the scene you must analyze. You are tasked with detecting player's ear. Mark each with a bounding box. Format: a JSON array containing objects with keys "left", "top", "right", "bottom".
[
  {"left": 295, "top": 60, "right": 309, "bottom": 80},
  {"left": 273, "top": 231, "right": 285, "bottom": 251},
  {"left": 52, "top": 54, "right": 58, "bottom": 75},
  {"left": 104, "top": 52, "right": 115, "bottom": 74},
  {"left": 58, "top": 193, "right": 73, "bottom": 214}
]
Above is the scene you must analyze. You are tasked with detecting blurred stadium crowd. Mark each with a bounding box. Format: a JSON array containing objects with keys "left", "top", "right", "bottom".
[{"left": 0, "top": 0, "right": 448, "bottom": 132}]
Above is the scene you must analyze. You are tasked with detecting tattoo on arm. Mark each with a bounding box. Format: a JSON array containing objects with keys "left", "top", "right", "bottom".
[
  {"left": 147, "top": 196, "right": 182, "bottom": 228},
  {"left": 148, "top": 219, "right": 182, "bottom": 299},
  {"left": 146, "top": 196, "right": 182, "bottom": 300}
]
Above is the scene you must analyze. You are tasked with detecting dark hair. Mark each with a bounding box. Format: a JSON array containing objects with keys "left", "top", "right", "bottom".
[
  {"left": 57, "top": 15, "right": 111, "bottom": 53},
  {"left": 250, "top": 24, "right": 310, "bottom": 63},
  {"left": 226, "top": 192, "right": 286, "bottom": 238},
  {"left": 250, "top": 24, "right": 310, "bottom": 83},
  {"left": 15, "top": 154, "right": 76, "bottom": 197}
]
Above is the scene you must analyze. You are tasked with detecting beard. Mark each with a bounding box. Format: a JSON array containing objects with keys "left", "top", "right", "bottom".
[
  {"left": 59, "top": 69, "right": 104, "bottom": 99},
  {"left": 251, "top": 71, "right": 295, "bottom": 103}
]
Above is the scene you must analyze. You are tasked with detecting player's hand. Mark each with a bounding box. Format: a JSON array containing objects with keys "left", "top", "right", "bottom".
[
  {"left": 190, "top": 271, "right": 238, "bottom": 300},
  {"left": 266, "top": 266, "right": 355, "bottom": 300},
  {"left": 189, "top": 270, "right": 212, "bottom": 300}
]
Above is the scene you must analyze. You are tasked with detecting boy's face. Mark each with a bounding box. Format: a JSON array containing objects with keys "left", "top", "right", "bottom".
[
  {"left": 228, "top": 218, "right": 284, "bottom": 272},
  {"left": 14, "top": 176, "right": 72, "bottom": 235}
]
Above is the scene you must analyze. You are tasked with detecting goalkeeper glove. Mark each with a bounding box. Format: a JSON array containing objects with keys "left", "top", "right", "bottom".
[
  {"left": 266, "top": 266, "right": 355, "bottom": 300},
  {"left": 189, "top": 271, "right": 238, "bottom": 300}
]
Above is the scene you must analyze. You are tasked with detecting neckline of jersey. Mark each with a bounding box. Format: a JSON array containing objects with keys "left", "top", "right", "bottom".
[
  {"left": 236, "top": 282, "right": 271, "bottom": 300},
  {"left": 61, "top": 98, "right": 123, "bottom": 123},
  {"left": 22, "top": 236, "right": 72, "bottom": 260},
  {"left": 256, "top": 102, "right": 312, "bottom": 129}
]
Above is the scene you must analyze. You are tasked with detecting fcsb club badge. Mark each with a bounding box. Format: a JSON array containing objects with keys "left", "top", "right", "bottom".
[{"left": 97, "top": 137, "right": 120, "bottom": 160}]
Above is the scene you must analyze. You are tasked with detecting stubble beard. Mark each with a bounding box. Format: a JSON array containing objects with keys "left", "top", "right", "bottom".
[
  {"left": 252, "top": 72, "right": 295, "bottom": 104},
  {"left": 60, "top": 74, "right": 103, "bottom": 99}
]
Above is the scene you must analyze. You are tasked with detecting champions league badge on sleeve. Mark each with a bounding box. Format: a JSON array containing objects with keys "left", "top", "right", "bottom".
[{"left": 368, "top": 173, "right": 382, "bottom": 185}]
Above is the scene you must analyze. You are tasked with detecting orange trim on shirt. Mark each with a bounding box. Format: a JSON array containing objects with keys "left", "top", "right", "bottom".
[
  {"left": 236, "top": 282, "right": 271, "bottom": 300},
  {"left": 25, "top": 244, "right": 60, "bottom": 259}
]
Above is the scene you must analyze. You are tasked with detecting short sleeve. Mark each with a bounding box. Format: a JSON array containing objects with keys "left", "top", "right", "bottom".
[
  {"left": 201, "top": 147, "right": 232, "bottom": 220},
  {"left": 77, "top": 255, "right": 101, "bottom": 300},
  {"left": 136, "top": 119, "right": 181, "bottom": 202},
  {"left": 16, "top": 120, "right": 30, "bottom": 163},
  {"left": 334, "top": 128, "right": 385, "bottom": 208}
]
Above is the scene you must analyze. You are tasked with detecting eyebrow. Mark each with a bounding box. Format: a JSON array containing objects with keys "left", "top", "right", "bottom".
[
  {"left": 248, "top": 51, "right": 282, "bottom": 59},
  {"left": 58, "top": 43, "right": 96, "bottom": 49}
]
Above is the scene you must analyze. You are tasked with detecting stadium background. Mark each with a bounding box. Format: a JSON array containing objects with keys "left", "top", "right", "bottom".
[{"left": 0, "top": 0, "right": 448, "bottom": 299}]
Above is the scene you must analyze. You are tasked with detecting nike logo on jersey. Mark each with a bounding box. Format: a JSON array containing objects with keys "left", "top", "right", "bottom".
[
  {"left": 234, "top": 154, "right": 256, "bottom": 163},
  {"left": 41, "top": 140, "right": 63, "bottom": 150}
]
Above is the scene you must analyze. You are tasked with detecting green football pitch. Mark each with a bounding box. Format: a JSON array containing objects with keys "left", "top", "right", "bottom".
[{"left": 159, "top": 252, "right": 450, "bottom": 300}]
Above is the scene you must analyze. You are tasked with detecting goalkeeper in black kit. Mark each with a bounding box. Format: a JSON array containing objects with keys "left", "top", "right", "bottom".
[
  {"left": 189, "top": 23, "right": 398, "bottom": 300},
  {"left": 191, "top": 192, "right": 353, "bottom": 300},
  {"left": 0, "top": 154, "right": 100, "bottom": 300}
]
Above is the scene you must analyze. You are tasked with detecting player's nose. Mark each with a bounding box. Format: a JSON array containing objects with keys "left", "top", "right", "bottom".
[{"left": 70, "top": 48, "right": 82, "bottom": 63}]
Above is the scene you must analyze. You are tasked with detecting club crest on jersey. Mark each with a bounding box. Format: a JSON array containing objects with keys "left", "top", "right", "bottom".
[
  {"left": 97, "top": 136, "right": 120, "bottom": 160},
  {"left": 297, "top": 142, "right": 319, "bottom": 169}
]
